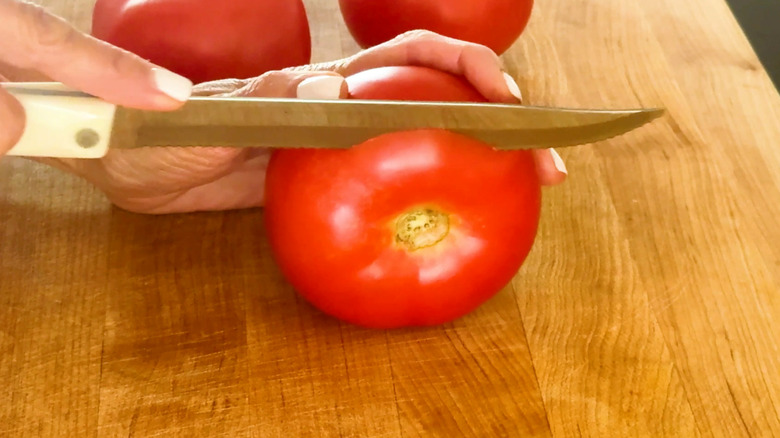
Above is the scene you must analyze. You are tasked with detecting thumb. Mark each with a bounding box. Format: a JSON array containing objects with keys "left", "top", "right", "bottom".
[{"left": 0, "top": 86, "right": 25, "bottom": 156}]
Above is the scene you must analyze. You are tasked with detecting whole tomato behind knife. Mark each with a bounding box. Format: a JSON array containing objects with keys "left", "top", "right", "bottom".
[{"left": 264, "top": 66, "right": 542, "bottom": 329}]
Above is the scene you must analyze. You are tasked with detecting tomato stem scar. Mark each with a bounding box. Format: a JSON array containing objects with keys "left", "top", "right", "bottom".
[{"left": 395, "top": 208, "right": 449, "bottom": 250}]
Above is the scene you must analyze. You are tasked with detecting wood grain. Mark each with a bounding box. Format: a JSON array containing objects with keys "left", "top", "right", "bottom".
[
  {"left": 2, "top": 0, "right": 780, "bottom": 436},
  {"left": 0, "top": 161, "right": 110, "bottom": 437}
]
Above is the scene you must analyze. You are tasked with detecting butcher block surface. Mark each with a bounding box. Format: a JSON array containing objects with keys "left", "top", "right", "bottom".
[{"left": 2, "top": 0, "right": 780, "bottom": 436}]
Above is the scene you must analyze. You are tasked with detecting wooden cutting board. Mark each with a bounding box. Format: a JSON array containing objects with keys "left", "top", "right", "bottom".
[{"left": 2, "top": 0, "right": 780, "bottom": 436}]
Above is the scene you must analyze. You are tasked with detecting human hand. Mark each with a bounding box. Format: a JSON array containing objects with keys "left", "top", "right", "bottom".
[{"left": 7, "top": 23, "right": 566, "bottom": 214}]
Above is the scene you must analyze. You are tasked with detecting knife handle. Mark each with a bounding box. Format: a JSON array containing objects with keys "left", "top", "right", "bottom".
[{"left": 3, "top": 82, "right": 116, "bottom": 159}]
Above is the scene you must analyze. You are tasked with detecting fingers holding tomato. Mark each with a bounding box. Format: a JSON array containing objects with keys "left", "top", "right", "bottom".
[
  {"left": 294, "top": 30, "right": 520, "bottom": 105},
  {"left": 281, "top": 30, "right": 568, "bottom": 186}
]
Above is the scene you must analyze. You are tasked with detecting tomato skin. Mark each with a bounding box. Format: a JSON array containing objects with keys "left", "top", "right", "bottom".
[
  {"left": 345, "top": 66, "right": 488, "bottom": 102},
  {"left": 91, "top": 0, "right": 311, "bottom": 84},
  {"left": 337, "top": 0, "right": 534, "bottom": 55},
  {"left": 264, "top": 66, "right": 541, "bottom": 329}
]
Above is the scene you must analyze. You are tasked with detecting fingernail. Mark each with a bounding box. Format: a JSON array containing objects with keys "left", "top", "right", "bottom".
[
  {"left": 152, "top": 67, "right": 193, "bottom": 102},
  {"left": 550, "top": 148, "right": 568, "bottom": 174},
  {"left": 296, "top": 75, "right": 345, "bottom": 100},
  {"left": 503, "top": 72, "right": 523, "bottom": 102}
]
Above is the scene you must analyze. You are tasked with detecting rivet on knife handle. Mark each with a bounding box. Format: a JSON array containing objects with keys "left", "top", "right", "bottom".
[{"left": 3, "top": 82, "right": 116, "bottom": 159}]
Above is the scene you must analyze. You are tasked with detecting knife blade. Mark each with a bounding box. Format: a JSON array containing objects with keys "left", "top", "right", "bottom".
[{"left": 3, "top": 82, "right": 664, "bottom": 159}]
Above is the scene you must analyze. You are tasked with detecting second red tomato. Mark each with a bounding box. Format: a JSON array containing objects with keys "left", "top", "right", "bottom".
[
  {"left": 92, "top": 0, "right": 312, "bottom": 84},
  {"left": 337, "top": 0, "right": 534, "bottom": 55}
]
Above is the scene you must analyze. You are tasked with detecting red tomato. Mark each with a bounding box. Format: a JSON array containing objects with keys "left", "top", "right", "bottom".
[
  {"left": 337, "top": 0, "right": 534, "bottom": 55},
  {"left": 263, "top": 66, "right": 541, "bottom": 329},
  {"left": 91, "top": 0, "right": 311, "bottom": 84}
]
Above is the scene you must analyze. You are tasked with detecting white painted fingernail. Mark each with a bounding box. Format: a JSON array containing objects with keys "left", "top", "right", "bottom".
[
  {"left": 503, "top": 72, "right": 523, "bottom": 102},
  {"left": 550, "top": 148, "right": 568, "bottom": 174},
  {"left": 296, "top": 76, "right": 345, "bottom": 100},
  {"left": 152, "top": 67, "right": 193, "bottom": 102}
]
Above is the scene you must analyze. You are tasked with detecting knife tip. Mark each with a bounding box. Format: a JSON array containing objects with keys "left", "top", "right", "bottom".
[{"left": 642, "top": 107, "right": 666, "bottom": 118}]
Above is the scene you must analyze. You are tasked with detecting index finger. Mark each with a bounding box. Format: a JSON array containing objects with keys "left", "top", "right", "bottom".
[{"left": 0, "top": 0, "right": 192, "bottom": 110}]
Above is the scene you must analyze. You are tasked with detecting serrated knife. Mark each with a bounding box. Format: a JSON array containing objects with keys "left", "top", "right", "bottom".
[{"left": 3, "top": 82, "right": 664, "bottom": 159}]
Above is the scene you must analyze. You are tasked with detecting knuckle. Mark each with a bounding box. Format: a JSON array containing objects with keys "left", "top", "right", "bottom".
[
  {"left": 100, "top": 40, "right": 158, "bottom": 82},
  {"left": 261, "top": 70, "right": 293, "bottom": 81},
  {"left": 239, "top": 70, "right": 290, "bottom": 96},
  {"left": 105, "top": 45, "right": 142, "bottom": 76},
  {"left": 252, "top": 70, "right": 290, "bottom": 88},
  {"left": 192, "top": 79, "right": 247, "bottom": 96},
  {"left": 402, "top": 29, "right": 439, "bottom": 40},
  {"left": 284, "top": 61, "right": 340, "bottom": 73},
  {"left": 238, "top": 70, "right": 340, "bottom": 97},
  {"left": 462, "top": 42, "right": 496, "bottom": 60},
  {"left": 457, "top": 42, "right": 501, "bottom": 71},
  {"left": 16, "top": 2, "right": 78, "bottom": 66}
]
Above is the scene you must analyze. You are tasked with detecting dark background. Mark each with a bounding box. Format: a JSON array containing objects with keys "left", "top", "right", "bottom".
[{"left": 726, "top": 0, "right": 779, "bottom": 89}]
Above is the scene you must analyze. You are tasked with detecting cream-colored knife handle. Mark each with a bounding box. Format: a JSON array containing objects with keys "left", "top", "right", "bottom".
[{"left": 3, "top": 82, "right": 116, "bottom": 158}]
